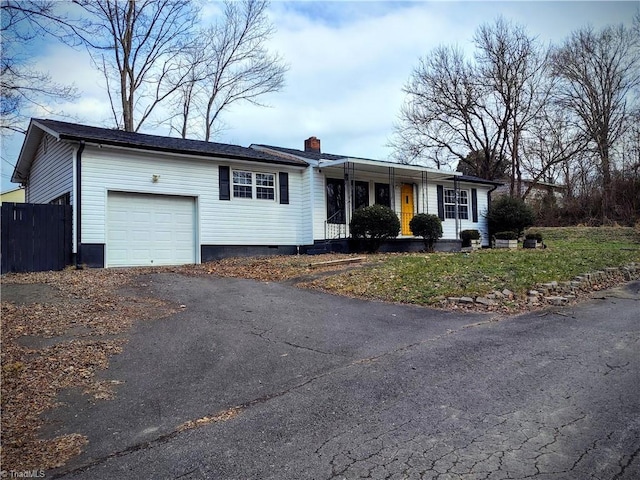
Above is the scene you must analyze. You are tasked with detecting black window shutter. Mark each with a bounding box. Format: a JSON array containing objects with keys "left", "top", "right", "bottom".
[
  {"left": 471, "top": 188, "right": 478, "bottom": 222},
  {"left": 437, "top": 185, "right": 445, "bottom": 220},
  {"left": 219, "top": 166, "right": 230, "bottom": 200},
  {"left": 279, "top": 172, "right": 289, "bottom": 204}
]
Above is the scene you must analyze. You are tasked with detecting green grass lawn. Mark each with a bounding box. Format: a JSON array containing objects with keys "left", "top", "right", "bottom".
[{"left": 315, "top": 227, "right": 640, "bottom": 305}]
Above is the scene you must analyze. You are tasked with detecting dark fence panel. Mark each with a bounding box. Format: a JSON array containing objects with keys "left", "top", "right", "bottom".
[{"left": 1, "top": 203, "right": 72, "bottom": 274}]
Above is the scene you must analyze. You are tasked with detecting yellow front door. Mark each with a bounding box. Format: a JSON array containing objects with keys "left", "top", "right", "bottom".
[{"left": 401, "top": 184, "right": 414, "bottom": 235}]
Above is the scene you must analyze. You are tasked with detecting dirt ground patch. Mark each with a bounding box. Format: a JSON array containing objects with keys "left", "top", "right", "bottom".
[
  {"left": 1, "top": 269, "right": 177, "bottom": 471},
  {"left": 2, "top": 283, "right": 71, "bottom": 305}
]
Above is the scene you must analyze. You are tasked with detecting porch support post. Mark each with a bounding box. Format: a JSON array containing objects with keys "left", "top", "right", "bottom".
[
  {"left": 454, "top": 176, "right": 460, "bottom": 239},
  {"left": 421, "top": 171, "right": 428, "bottom": 214},
  {"left": 389, "top": 167, "right": 395, "bottom": 211},
  {"left": 344, "top": 162, "right": 350, "bottom": 231}
]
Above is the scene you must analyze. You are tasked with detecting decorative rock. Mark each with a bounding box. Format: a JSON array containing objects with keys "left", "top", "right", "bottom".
[
  {"left": 459, "top": 297, "right": 475, "bottom": 304},
  {"left": 485, "top": 293, "right": 497, "bottom": 300},
  {"left": 545, "top": 296, "right": 568, "bottom": 306},
  {"left": 501, "top": 289, "right": 514, "bottom": 299},
  {"left": 493, "top": 291, "right": 505, "bottom": 299},
  {"left": 475, "top": 297, "right": 497, "bottom": 306},
  {"left": 528, "top": 290, "right": 540, "bottom": 296},
  {"left": 528, "top": 296, "right": 540, "bottom": 305},
  {"left": 447, "top": 297, "right": 461, "bottom": 304}
]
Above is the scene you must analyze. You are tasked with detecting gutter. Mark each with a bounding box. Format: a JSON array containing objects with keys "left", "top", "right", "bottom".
[
  {"left": 58, "top": 136, "right": 307, "bottom": 168},
  {"left": 75, "top": 141, "right": 85, "bottom": 270}
]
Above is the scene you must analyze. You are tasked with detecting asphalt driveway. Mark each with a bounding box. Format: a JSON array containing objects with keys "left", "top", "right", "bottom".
[{"left": 45, "top": 274, "right": 640, "bottom": 479}]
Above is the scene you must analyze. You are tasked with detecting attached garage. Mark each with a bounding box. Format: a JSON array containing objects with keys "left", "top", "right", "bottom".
[{"left": 106, "top": 192, "right": 196, "bottom": 267}]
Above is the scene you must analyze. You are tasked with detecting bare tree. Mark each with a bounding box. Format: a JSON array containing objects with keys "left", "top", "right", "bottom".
[
  {"left": 391, "top": 44, "right": 510, "bottom": 177},
  {"left": 550, "top": 23, "right": 640, "bottom": 217},
  {"left": 166, "top": 38, "right": 210, "bottom": 138},
  {"left": 0, "top": 1, "right": 85, "bottom": 135},
  {"left": 169, "top": 0, "right": 287, "bottom": 141},
  {"left": 474, "top": 17, "right": 550, "bottom": 195},
  {"left": 520, "top": 107, "right": 588, "bottom": 200},
  {"left": 73, "top": 0, "right": 200, "bottom": 132},
  {"left": 391, "top": 18, "right": 548, "bottom": 187}
]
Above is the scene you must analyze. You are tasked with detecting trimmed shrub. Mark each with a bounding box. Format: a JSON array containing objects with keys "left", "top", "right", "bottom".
[
  {"left": 494, "top": 231, "right": 518, "bottom": 240},
  {"left": 525, "top": 232, "right": 543, "bottom": 242},
  {"left": 460, "top": 229, "right": 481, "bottom": 247},
  {"left": 350, "top": 205, "right": 400, "bottom": 253},
  {"left": 487, "top": 196, "right": 535, "bottom": 236},
  {"left": 409, "top": 214, "right": 443, "bottom": 252}
]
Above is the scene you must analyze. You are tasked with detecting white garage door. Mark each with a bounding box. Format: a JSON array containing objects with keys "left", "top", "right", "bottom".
[{"left": 107, "top": 192, "right": 196, "bottom": 267}]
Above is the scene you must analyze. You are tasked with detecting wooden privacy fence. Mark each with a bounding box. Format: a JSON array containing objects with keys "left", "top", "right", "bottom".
[{"left": 1, "top": 203, "right": 72, "bottom": 274}]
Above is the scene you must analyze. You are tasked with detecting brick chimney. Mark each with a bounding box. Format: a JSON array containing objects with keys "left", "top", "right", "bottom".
[{"left": 304, "top": 136, "right": 321, "bottom": 153}]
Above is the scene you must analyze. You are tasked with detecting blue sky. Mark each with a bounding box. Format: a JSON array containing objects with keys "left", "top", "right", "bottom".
[{"left": 2, "top": 0, "right": 638, "bottom": 192}]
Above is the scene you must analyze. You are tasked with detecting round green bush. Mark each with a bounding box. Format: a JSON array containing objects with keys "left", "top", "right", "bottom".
[
  {"left": 409, "top": 213, "right": 443, "bottom": 252},
  {"left": 494, "top": 231, "right": 518, "bottom": 240},
  {"left": 349, "top": 204, "right": 401, "bottom": 252},
  {"left": 525, "top": 232, "right": 543, "bottom": 242},
  {"left": 460, "top": 229, "right": 481, "bottom": 246},
  {"left": 487, "top": 196, "right": 535, "bottom": 236}
]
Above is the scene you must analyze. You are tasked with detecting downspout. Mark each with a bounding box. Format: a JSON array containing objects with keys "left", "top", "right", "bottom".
[
  {"left": 487, "top": 183, "right": 499, "bottom": 205},
  {"left": 75, "top": 141, "right": 85, "bottom": 270},
  {"left": 487, "top": 183, "right": 499, "bottom": 245}
]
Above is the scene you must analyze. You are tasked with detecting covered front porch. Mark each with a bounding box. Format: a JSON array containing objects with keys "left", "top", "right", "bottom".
[{"left": 315, "top": 157, "right": 464, "bottom": 245}]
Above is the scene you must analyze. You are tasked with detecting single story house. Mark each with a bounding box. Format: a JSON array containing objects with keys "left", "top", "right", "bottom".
[{"left": 11, "top": 119, "right": 500, "bottom": 268}]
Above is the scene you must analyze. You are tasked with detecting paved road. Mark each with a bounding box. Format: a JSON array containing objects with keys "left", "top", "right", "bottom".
[{"left": 48, "top": 275, "right": 640, "bottom": 479}]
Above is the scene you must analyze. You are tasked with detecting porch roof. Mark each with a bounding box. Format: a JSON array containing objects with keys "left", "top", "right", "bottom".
[
  {"left": 252, "top": 144, "right": 462, "bottom": 181},
  {"left": 317, "top": 156, "right": 460, "bottom": 181}
]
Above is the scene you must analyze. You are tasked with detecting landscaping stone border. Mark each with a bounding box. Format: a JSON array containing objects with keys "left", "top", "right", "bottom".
[{"left": 444, "top": 262, "right": 639, "bottom": 309}]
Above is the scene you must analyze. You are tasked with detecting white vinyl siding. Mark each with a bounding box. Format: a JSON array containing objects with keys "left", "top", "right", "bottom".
[
  {"left": 26, "top": 133, "right": 74, "bottom": 204},
  {"left": 80, "top": 147, "right": 307, "bottom": 251},
  {"left": 312, "top": 169, "right": 329, "bottom": 240},
  {"left": 300, "top": 167, "right": 314, "bottom": 243}
]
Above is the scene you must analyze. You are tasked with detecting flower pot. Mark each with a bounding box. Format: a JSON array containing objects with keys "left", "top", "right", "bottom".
[
  {"left": 495, "top": 239, "right": 518, "bottom": 249},
  {"left": 523, "top": 239, "right": 540, "bottom": 249},
  {"left": 471, "top": 239, "right": 482, "bottom": 250}
]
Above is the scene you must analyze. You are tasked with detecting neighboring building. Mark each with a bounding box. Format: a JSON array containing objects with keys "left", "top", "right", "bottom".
[
  {"left": 12, "top": 119, "right": 501, "bottom": 268},
  {"left": 494, "top": 179, "right": 565, "bottom": 205},
  {"left": 0, "top": 187, "right": 25, "bottom": 204}
]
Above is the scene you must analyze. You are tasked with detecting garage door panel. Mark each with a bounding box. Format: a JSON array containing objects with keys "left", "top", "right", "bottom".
[{"left": 107, "top": 192, "right": 196, "bottom": 267}]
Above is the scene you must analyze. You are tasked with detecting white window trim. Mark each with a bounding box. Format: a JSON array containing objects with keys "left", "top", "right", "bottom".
[
  {"left": 232, "top": 169, "right": 276, "bottom": 201},
  {"left": 444, "top": 188, "right": 469, "bottom": 220}
]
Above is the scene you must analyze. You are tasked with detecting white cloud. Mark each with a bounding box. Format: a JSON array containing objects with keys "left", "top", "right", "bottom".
[{"left": 3, "top": 0, "right": 638, "bottom": 192}]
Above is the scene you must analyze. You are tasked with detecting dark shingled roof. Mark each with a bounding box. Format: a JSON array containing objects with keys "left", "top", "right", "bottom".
[
  {"left": 253, "top": 144, "right": 365, "bottom": 162},
  {"left": 33, "top": 119, "right": 308, "bottom": 167},
  {"left": 255, "top": 144, "right": 502, "bottom": 186},
  {"left": 449, "top": 174, "right": 503, "bottom": 186}
]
